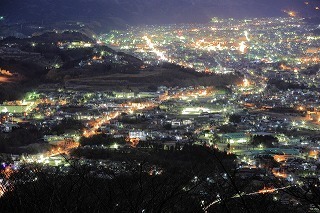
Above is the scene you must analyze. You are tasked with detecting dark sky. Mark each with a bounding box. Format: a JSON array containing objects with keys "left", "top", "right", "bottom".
[{"left": 0, "top": 0, "right": 319, "bottom": 25}]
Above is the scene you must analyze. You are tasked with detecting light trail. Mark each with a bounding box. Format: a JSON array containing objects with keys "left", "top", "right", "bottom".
[
  {"left": 244, "top": 31, "right": 250, "bottom": 42},
  {"left": 203, "top": 185, "right": 293, "bottom": 212},
  {"left": 142, "top": 35, "right": 196, "bottom": 69},
  {"left": 82, "top": 87, "right": 214, "bottom": 140},
  {"left": 82, "top": 100, "right": 157, "bottom": 138},
  {"left": 0, "top": 76, "right": 11, "bottom": 83},
  {"left": 0, "top": 184, "right": 6, "bottom": 197},
  {"left": 83, "top": 111, "right": 120, "bottom": 138},
  {"left": 143, "top": 36, "right": 169, "bottom": 61}
]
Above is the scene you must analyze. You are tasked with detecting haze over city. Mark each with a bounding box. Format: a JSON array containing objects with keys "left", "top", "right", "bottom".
[
  {"left": 0, "top": 1, "right": 319, "bottom": 212},
  {"left": 1, "top": 0, "right": 320, "bottom": 25}
]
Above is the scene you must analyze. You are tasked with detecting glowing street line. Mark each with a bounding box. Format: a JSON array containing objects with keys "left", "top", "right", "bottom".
[
  {"left": 203, "top": 185, "right": 293, "bottom": 212},
  {"left": 143, "top": 36, "right": 169, "bottom": 61}
]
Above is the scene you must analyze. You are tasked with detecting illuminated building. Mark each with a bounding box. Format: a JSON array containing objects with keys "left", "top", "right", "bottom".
[
  {"left": 129, "top": 130, "right": 147, "bottom": 141},
  {"left": 0, "top": 105, "right": 29, "bottom": 114},
  {"left": 220, "top": 132, "right": 250, "bottom": 144}
]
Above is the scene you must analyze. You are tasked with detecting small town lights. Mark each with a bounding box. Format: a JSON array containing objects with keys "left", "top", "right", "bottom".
[
  {"left": 284, "top": 10, "right": 297, "bottom": 17},
  {"left": 110, "top": 143, "right": 119, "bottom": 149},
  {"left": 239, "top": 41, "right": 247, "bottom": 54},
  {"left": 244, "top": 30, "right": 250, "bottom": 41},
  {"left": 243, "top": 78, "right": 250, "bottom": 87}
]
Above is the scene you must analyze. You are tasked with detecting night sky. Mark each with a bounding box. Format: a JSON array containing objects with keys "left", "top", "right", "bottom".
[{"left": 0, "top": 0, "right": 319, "bottom": 25}]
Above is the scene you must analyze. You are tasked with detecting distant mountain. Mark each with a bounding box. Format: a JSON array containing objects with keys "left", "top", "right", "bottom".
[{"left": 0, "top": 0, "right": 319, "bottom": 27}]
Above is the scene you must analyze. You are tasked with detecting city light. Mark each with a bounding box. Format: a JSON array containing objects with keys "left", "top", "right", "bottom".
[
  {"left": 1, "top": 13, "right": 320, "bottom": 211},
  {"left": 244, "top": 30, "right": 250, "bottom": 41},
  {"left": 239, "top": 41, "right": 247, "bottom": 54},
  {"left": 142, "top": 35, "right": 169, "bottom": 61},
  {"left": 284, "top": 10, "right": 297, "bottom": 17},
  {"left": 243, "top": 78, "right": 250, "bottom": 87}
]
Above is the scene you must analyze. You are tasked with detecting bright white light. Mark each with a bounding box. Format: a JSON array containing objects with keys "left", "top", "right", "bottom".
[
  {"left": 239, "top": 41, "right": 247, "bottom": 54},
  {"left": 1, "top": 107, "right": 8, "bottom": 113},
  {"left": 143, "top": 36, "right": 168, "bottom": 61},
  {"left": 244, "top": 31, "right": 250, "bottom": 41}
]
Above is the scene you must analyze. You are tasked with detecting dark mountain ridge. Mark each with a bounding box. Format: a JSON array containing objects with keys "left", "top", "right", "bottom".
[{"left": 1, "top": 0, "right": 319, "bottom": 28}]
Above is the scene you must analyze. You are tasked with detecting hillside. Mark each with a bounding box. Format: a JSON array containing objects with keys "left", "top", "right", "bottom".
[
  {"left": 0, "top": 31, "right": 242, "bottom": 101},
  {"left": 63, "top": 64, "right": 242, "bottom": 91}
]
